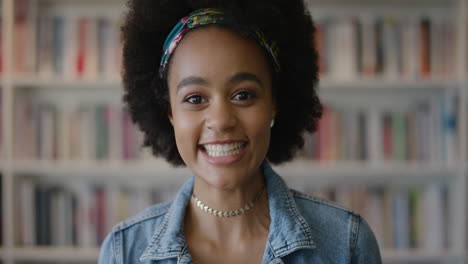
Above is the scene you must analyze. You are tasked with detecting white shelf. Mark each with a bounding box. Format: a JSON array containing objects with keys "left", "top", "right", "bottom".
[
  {"left": 306, "top": 0, "right": 456, "bottom": 16},
  {"left": 42, "top": 0, "right": 123, "bottom": 3},
  {"left": 12, "top": 159, "right": 190, "bottom": 185},
  {"left": 276, "top": 160, "right": 461, "bottom": 186},
  {"left": 307, "top": 0, "right": 456, "bottom": 5},
  {"left": 12, "top": 77, "right": 122, "bottom": 90},
  {"left": 11, "top": 76, "right": 460, "bottom": 91},
  {"left": 317, "top": 78, "right": 460, "bottom": 107},
  {"left": 10, "top": 247, "right": 99, "bottom": 262},
  {"left": 381, "top": 249, "right": 467, "bottom": 262},
  {"left": 318, "top": 78, "right": 460, "bottom": 90},
  {"left": 10, "top": 159, "right": 461, "bottom": 187},
  {"left": 2, "top": 247, "right": 465, "bottom": 263}
]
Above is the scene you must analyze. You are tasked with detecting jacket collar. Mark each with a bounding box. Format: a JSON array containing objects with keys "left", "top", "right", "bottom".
[
  {"left": 261, "top": 161, "right": 316, "bottom": 259},
  {"left": 140, "top": 161, "right": 316, "bottom": 262},
  {"left": 139, "top": 177, "right": 193, "bottom": 262}
]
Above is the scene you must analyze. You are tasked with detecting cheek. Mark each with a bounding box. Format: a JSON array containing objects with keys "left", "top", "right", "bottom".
[
  {"left": 243, "top": 111, "right": 272, "bottom": 146},
  {"left": 171, "top": 112, "right": 201, "bottom": 155}
]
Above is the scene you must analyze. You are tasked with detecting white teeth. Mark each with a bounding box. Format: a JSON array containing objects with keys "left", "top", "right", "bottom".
[{"left": 203, "top": 142, "right": 245, "bottom": 157}]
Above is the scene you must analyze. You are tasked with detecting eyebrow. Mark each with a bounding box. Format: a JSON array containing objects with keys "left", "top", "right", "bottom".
[
  {"left": 229, "top": 72, "right": 263, "bottom": 87},
  {"left": 176, "top": 72, "right": 263, "bottom": 91},
  {"left": 177, "top": 76, "right": 209, "bottom": 91}
]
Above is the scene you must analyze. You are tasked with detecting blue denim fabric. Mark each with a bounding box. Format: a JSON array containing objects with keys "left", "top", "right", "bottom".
[{"left": 99, "top": 162, "right": 382, "bottom": 263}]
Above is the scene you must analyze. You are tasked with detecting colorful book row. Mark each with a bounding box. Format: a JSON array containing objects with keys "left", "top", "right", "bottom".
[
  {"left": 13, "top": 100, "right": 144, "bottom": 161},
  {"left": 301, "top": 91, "right": 457, "bottom": 165},
  {"left": 14, "top": 177, "right": 179, "bottom": 247},
  {"left": 13, "top": 0, "right": 122, "bottom": 79},
  {"left": 315, "top": 15, "right": 455, "bottom": 80}
]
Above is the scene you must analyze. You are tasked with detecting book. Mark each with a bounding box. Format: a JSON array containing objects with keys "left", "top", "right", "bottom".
[
  {"left": 0, "top": 20, "right": 3, "bottom": 75},
  {"left": 35, "top": 184, "right": 51, "bottom": 245},
  {"left": 0, "top": 174, "right": 2, "bottom": 246},
  {"left": 392, "top": 111, "right": 407, "bottom": 161},
  {"left": 15, "top": 177, "right": 36, "bottom": 245},
  {"left": 36, "top": 15, "right": 54, "bottom": 77},
  {"left": 420, "top": 17, "right": 431, "bottom": 78},
  {"left": 14, "top": 0, "right": 37, "bottom": 74},
  {"left": 422, "top": 183, "right": 447, "bottom": 249},
  {"left": 0, "top": 90, "right": 2, "bottom": 154},
  {"left": 409, "top": 187, "right": 423, "bottom": 248},
  {"left": 381, "top": 16, "right": 402, "bottom": 78}
]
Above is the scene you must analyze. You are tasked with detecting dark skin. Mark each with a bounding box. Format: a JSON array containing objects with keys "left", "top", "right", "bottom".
[{"left": 167, "top": 26, "right": 276, "bottom": 263}]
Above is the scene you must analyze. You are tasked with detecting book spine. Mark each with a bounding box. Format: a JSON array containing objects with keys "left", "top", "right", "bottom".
[
  {"left": 420, "top": 18, "right": 431, "bottom": 78},
  {"left": 52, "top": 16, "right": 65, "bottom": 77},
  {"left": 76, "top": 17, "right": 87, "bottom": 77}
]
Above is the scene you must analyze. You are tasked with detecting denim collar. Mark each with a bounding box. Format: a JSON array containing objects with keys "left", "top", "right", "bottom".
[{"left": 140, "top": 161, "right": 316, "bottom": 263}]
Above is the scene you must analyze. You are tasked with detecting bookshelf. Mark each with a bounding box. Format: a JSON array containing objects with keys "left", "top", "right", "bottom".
[{"left": 0, "top": 0, "right": 467, "bottom": 264}]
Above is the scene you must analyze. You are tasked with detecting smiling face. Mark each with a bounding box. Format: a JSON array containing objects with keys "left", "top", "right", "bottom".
[{"left": 167, "top": 26, "right": 275, "bottom": 189}]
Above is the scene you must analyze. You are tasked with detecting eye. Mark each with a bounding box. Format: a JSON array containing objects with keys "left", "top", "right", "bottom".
[
  {"left": 232, "top": 90, "right": 256, "bottom": 101},
  {"left": 184, "top": 94, "right": 205, "bottom": 105}
]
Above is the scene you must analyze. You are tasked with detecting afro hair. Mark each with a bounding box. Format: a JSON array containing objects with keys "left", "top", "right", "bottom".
[{"left": 121, "top": 0, "right": 323, "bottom": 166}]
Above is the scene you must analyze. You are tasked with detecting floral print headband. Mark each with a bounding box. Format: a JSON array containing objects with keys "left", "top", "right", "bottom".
[{"left": 159, "top": 8, "right": 281, "bottom": 79}]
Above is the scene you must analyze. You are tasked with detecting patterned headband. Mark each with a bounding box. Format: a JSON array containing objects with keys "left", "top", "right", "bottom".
[{"left": 159, "top": 8, "right": 280, "bottom": 79}]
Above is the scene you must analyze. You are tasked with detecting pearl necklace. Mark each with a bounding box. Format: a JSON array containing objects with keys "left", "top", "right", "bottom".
[{"left": 192, "top": 185, "right": 266, "bottom": 217}]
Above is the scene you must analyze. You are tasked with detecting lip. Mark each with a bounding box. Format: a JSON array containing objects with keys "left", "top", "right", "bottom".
[
  {"left": 199, "top": 141, "right": 248, "bottom": 166},
  {"left": 199, "top": 140, "right": 247, "bottom": 145}
]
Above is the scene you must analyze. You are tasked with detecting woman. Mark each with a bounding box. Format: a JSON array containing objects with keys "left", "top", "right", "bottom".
[{"left": 99, "top": 0, "right": 382, "bottom": 263}]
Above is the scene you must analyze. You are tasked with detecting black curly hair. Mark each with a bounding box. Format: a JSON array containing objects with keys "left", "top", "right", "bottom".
[{"left": 121, "top": 0, "right": 322, "bottom": 166}]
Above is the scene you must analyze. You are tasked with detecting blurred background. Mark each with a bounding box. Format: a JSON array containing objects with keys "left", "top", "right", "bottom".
[{"left": 0, "top": 0, "right": 467, "bottom": 263}]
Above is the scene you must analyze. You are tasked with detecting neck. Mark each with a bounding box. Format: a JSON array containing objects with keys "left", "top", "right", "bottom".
[{"left": 184, "top": 173, "right": 270, "bottom": 246}]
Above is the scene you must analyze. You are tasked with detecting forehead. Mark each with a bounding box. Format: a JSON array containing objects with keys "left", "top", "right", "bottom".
[{"left": 167, "top": 25, "right": 272, "bottom": 82}]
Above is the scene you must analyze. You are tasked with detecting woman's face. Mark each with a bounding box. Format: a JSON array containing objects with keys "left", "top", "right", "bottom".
[{"left": 167, "top": 26, "right": 275, "bottom": 189}]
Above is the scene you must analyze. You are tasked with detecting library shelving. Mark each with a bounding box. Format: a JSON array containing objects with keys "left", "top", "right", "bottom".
[{"left": 0, "top": 0, "right": 467, "bottom": 263}]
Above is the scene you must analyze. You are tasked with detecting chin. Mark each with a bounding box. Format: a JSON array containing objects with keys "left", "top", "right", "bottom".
[{"left": 194, "top": 165, "right": 257, "bottom": 190}]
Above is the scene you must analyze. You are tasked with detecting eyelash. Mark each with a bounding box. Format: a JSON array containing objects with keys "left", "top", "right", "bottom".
[
  {"left": 232, "top": 90, "right": 256, "bottom": 101},
  {"left": 183, "top": 90, "right": 256, "bottom": 105},
  {"left": 183, "top": 94, "right": 205, "bottom": 105}
]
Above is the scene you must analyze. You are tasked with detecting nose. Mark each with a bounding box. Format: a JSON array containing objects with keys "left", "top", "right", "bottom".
[{"left": 205, "top": 99, "right": 237, "bottom": 132}]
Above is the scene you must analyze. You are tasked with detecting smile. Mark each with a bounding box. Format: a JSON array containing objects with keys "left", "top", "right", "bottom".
[{"left": 201, "top": 142, "right": 247, "bottom": 157}]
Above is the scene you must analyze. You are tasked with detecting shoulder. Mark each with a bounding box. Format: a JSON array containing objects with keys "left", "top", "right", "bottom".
[
  {"left": 112, "top": 201, "right": 172, "bottom": 233},
  {"left": 290, "top": 189, "right": 382, "bottom": 263},
  {"left": 98, "top": 201, "right": 172, "bottom": 264},
  {"left": 290, "top": 189, "right": 358, "bottom": 219},
  {"left": 290, "top": 188, "right": 371, "bottom": 235},
  {"left": 289, "top": 188, "right": 361, "bottom": 237}
]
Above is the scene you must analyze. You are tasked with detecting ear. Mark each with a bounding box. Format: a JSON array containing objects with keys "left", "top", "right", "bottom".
[
  {"left": 167, "top": 106, "right": 174, "bottom": 125},
  {"left": 271, "top": 104, "right": 277, "bottom": 119}
]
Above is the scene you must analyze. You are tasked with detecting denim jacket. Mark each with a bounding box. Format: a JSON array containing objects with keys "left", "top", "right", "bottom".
[{"left": 99, "top": 162, "right": 382, "bottom": 264}]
